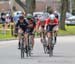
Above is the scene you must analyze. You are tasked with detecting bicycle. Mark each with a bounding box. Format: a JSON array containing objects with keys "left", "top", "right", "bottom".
[
  {"left": 47, "top": 31, "right": 57, "bottom": 57},
  {"left": 25, "top": 33, "right": 33, "bottom": 57},
  {"left": 19, "top": 33, "right": 25, "bottom": 58},
  {"left": 40, "top": 26, "right": 47, "bottom": 54},
  {"left": 41, "top": 31, "right": 47, "bottom": 54}
]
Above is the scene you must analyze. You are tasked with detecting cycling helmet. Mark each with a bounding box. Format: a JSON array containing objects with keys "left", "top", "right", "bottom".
[
  {"left": 39, "top": 16, "right": 45, "bottom": 22},
  {"left": 19, "top": 16, "right": 24, "bottom": 20},
  {"left": 49, "top": 14, "right": 55, "bottom": 20},
  {"left": 26, "top": 13, "right": 33, "bottom": 19}
]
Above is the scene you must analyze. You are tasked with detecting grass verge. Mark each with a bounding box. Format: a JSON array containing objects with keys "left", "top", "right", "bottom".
[{"left": 0, "top": 25, "right": 75, "bottom": 40}]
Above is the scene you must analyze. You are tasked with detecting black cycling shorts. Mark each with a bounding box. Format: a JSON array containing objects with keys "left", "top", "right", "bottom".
[
  {"left": 46, "top": 25, "right": 56, "bottom": 32},
  {"left": 25, "top": 28, "right": 34, "bottom": 35}
]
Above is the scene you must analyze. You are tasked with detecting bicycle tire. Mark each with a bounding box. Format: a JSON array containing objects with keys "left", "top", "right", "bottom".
[
  {"left": 41, "top": 32, "right": 47, "bottom": 54},
  {"left": 20, "top": 39, "right": 24, "bottom": 58},
  {"left": 43, "top": 39, "right": 47, "bottom": 54},
  {"left": 26, "top": 34, "right": 31, "bottom": 57},
  {"left": 29, "top": 36, "right": 33, "bottom": 56},
  {"left": 26, "top": 45, "right": 29, "bottom": 57},
  {"left": 48, "top": 37, "right": 53, "bottom": 57}
]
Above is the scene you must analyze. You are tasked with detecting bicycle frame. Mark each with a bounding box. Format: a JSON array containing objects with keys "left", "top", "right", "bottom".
[
  {"left": 47, "top": 31, "right": 57, "bottom": 56},
  {"left": 20, "top": 33, "right": 25, "bottom": 58},
  {"left": 26, "top": 33, "right": 33, "bottom": 57}
]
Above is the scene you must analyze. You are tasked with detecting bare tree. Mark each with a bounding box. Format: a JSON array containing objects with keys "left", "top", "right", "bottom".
[
  {"left": 60, "top": 0, "right": 69, "bottom": 30},
  {"left": 15, "top": 0, "right": 36, "bottom": 14}
]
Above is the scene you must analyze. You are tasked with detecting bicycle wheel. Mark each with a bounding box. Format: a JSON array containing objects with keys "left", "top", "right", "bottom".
[
  {"left": 29, "top": 36, "right": 33, "bottom": 56},
  {"left": 20, "top": 39, "right": 24, "bottom": 58},
  {"left": 42, "top": 38, "right": 47, "bottom": 54},
  {"left": 41, "top": 32, "right": 47, "bottom": 54},
  {"left": 54, "top": 35, "right": 57, "bottom": 45},
  {"left": 26, "top": 45, "right": 29, "bottom": 57},
  {"left": 48, "top": 37, "right": 53, "bottom": 57},
  {"left": 26, "top": 35, "right": 31, "bottom": 57}
]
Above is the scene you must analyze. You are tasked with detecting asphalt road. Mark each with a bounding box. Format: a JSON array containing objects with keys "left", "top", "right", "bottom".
[{"left": 0, "top": 36, "right": 75, "bottom": 64}]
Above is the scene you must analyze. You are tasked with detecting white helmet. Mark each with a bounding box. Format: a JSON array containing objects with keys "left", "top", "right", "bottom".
[
  {"left": 27, "top": 13, "right": 32, "bottom": 17},
  {"left": 39, "top": 16, "right": 45, "bottom": 22},
  {"left": 6, "top": 14, "right": 10, "bottom": 17},
  {"left": 49, "top": 14, "right": 55, "bottom": 20}
]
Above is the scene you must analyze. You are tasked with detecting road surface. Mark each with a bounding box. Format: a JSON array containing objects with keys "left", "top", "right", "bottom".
[{"left": 0, "top": 36, "right": 75, "bottom": 64}]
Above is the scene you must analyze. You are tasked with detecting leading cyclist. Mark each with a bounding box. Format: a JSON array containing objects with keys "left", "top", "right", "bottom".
[
  {"left": 15, "top": 15, "right": 29, "bottom": 49},
  {"left": 45, "top": 14, "right": 59, "bottom": 49}
]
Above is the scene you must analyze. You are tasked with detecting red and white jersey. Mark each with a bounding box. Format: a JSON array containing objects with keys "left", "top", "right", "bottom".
[
  {"left": 45, "top": 18, "right": 59, "bottom": 26},
  {"left": 36, "top": 19, "right": 46, "bottom": 27}
]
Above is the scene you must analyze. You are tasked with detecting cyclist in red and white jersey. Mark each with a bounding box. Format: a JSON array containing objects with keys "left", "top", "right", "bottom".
[
  {"left": 45, "top": 14, "right": 59, "bottom": 45},
  {"left": 36, "top": 16, "right": 46, "bottom": 42}
]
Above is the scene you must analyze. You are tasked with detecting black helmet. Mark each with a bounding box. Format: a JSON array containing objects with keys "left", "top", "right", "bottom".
[{"left": 19, "top": 15, "right": 24, "bottom": 20}]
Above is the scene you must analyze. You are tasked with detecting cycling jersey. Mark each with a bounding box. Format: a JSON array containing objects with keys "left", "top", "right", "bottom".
[
  {"left": 45, "top": 18, "right": 59, "bottom": 32},
  {"left": 16, "top": 19, "right": 28, "bottom": 32},
  {"left": 45, "top": 18, "right": 58, "bottom": 25},
  {"left": 26, "top": 21, "right": 36, "bottom": 33},
  {"left": 36, "top": 19, "right": 46, "bottom": 28}
]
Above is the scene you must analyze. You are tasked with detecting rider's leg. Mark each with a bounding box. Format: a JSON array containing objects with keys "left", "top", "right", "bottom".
[
  {"left": 47, "top": 32, "right": 52, "bottom": 46},
  {"left": 24, "top": 33, "right": 28, "bottom": 48},
  {"left": 31, "top": 35, "right": 34, "bottom": 49},
  {"left": 53, "top": 25, "right": 58, "bottom": 43},
  {"left": 46, "top": 25, "right": 53, "bottom": 50},
  {"left": 54, "top": 31, "right": 57, "bottom": 43},
  {"left": 40, "top": 27, "right": 45, "bottom": 43},
  {"left": 18, "top": 29, "right": 23, "bottom": 49}
]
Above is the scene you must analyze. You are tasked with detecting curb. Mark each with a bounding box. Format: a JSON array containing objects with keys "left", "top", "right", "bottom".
[
  {"left": 0, "top": 35, "right": 75, "bottom": 41},
  {"left": 0, "top": 38, "right": 17, "bottom": 41}
]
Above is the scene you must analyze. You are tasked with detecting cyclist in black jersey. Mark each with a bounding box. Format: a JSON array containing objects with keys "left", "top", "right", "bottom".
[{"left": 15, "top": 15, "right": 28, "bottom": 49}]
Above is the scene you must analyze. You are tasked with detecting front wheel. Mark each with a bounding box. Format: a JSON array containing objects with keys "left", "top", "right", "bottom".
[
  {"left": 21, "top": 48, "right": 24, "bottom": 58},
  {"left": 43, "top": 45, "right": 47, "bottom": 54},
  {"left": 48, "top": 37, "right": 53, "bottom": 57},
  {"left": 20, "top": 42, "right": 24, "bottom": 58},
  {"left": 49, "top": 46, "right": 53, "bottom": 57}
]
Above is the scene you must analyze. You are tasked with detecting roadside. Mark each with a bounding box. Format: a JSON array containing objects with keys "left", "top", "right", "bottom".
[
  {"left": 0, "top": 25, "right": 75, "bottom": 40},
  {"left": 0, "top": 36, "right": 75, "bottom": 48}
]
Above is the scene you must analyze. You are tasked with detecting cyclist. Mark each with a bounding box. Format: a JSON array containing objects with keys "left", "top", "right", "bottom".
[
  {"left": 15, "top": 15, "right": 28, "bottom": 49},
  {"left": 26, "top": 14, "right": 36, "bottom": 49},
  {"left": 45, "top": 14, "right": 59, "bottom": 49},
  {"left": 36, "top": 16, "right": 46, "bottom": 43}
]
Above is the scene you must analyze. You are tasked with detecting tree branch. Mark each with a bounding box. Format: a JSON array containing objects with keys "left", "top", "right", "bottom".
[{"left": 15, "top": 0, "right": 27, "bottom": 12}]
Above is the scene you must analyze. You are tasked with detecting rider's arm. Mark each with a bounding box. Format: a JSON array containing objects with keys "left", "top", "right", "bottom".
[
  {"left": 53, "top": 18, "right": 59, "bottom": 25},
  {"left": 45, "top": 18, "right": 50, "bottom": 27}
]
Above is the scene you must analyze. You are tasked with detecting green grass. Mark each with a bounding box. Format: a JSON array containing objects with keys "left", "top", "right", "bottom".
[
  {"left": 0, "top": 24, "right": 16, "bottom": 40},
  {"left": 0, "top": 30, "right": 15, "bottom": 40},
  {"left": 0, "top": 24, "right": 75, "bottom": 40},
  {"left": 58, "top": 25, "right": 75, "bottom": 36}
]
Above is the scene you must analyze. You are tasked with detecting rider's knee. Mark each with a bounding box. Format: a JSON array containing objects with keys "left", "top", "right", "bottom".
[{"left": 47, "top": 32, "right": 51, "bottom": 38}]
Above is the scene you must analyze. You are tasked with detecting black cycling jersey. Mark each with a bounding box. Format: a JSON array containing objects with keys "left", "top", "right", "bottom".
[
  {"left": 16, "top": 19, "right": 28, "bottom": 31},
  {"left": 26, "top": 21, "right": 36, "bottom": 33}
]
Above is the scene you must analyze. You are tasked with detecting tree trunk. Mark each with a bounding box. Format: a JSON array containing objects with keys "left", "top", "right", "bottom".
[
  {"left": 26, "top": 0, "right": 36, "bottom": 14},
  {"left": 15, "top": 0, "right": 27, "bottom": 12},
  {"left": 15, "top": 0, "right": 36, "bottom": 14},
  {"left": 60, "top": 0, "right": 69, "bottom": 30}
]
